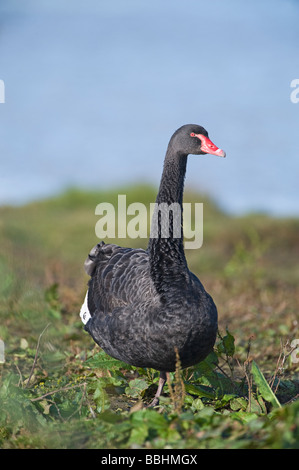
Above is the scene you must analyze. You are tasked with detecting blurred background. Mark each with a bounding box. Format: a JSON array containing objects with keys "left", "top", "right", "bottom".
[{"left": 0, "top": 0, "right": 298, "bottom": 215}]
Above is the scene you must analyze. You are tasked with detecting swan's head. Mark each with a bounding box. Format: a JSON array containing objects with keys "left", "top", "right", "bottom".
[{"left": 170, "top": 124, "right": 226, "bottom": 158}]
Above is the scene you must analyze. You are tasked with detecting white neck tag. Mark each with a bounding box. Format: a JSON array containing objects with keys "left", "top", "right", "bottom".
[{"left": 80, "top": 291, "right": 91, "bottom": 325}]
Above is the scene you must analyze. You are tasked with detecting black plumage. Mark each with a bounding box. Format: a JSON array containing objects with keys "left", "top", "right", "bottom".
[{"left": 81, "top": 124, "right": 226, "bottom": 405}]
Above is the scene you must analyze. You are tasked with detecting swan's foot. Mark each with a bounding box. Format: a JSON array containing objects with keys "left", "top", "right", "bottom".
[
  {"left": 146, "top": 371, "right": 168, "bottom": 408},
  {"left": 146, "top": 396, "right": 160, "bottom": 408}
]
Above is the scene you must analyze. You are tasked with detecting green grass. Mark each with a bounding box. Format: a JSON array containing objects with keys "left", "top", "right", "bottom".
[{"left": 0, "top": 185, "right": 298, "bottom": 449}]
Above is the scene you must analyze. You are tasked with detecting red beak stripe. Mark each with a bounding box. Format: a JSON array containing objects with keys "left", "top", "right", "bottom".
[{"left": 194, "top": 133, "right": 226, "bottom": 157}]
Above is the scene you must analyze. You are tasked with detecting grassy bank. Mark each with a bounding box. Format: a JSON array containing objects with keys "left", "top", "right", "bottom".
[{"left": 0, "top": 185, "right": 298, "bottom": 448}]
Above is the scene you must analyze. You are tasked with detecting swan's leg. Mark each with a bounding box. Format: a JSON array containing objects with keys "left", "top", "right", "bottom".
[{"left": 147, "top": 371, "right": 168, "bottom": 407}]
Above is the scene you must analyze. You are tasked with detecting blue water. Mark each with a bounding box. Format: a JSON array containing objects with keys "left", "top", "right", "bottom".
[{"left": 0, "top": 0, "right": 298, "bottom": 215}]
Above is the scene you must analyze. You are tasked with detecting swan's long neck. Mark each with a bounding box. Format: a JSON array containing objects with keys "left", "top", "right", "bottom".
[{"left": 148, "top": 145, "right": 190, "bottom": 298}]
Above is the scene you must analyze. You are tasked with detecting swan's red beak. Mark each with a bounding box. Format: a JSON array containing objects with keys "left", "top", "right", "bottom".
[{"left": 196, "top": 134, "right": 226, "bottom": 158}]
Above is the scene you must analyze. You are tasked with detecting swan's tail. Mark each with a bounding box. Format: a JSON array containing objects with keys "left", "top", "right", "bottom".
[
  {"left": 84, "top": 241, "right": 106, "bottom": 276},
  {"left": 80, "top": 242, "right": 106, "bottom": 325}
]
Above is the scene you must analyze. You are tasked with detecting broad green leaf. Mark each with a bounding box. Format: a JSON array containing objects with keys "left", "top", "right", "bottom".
[
  {"left": 192, "top": 350, "right": 219, "bottom": 386},
  {"left": 85, "top": 351, "right": 130, "bottom": 370},
  {"left": 190, "top": 397, "right": 204, "bottom": 411},
  {"left": 230, "top": 397, "right": 248, "bottom": 411},
  {"left": 231, "top": 411, "right": 259, "bottom": 424},
  {"left": 217, "top": 329, "right": 235, "bottom": 357},
  {"left": 125, "top": 378, "right": 149, "bottom": 398},
  {"left": 247, "top": 392, "right": 265, "bottom": 414},
  {"left": 215, "top": 393, "right": 237, "bottom": 409},
  {"left": 251, "top": 361, "right": 281, "bottom": 409},
  {"left": 185, "top": 383, "right": 215, "bottom": 399},
  {"left": 93, "top": 381, "right": 110, "bottom": 413}
]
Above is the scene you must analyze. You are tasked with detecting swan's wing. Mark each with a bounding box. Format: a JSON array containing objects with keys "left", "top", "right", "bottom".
[{"left": 83, "top": 242, "right": 156, "bottom": 317}]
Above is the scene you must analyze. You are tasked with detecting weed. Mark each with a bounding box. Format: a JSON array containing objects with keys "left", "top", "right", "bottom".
[{"left": 167, "top": 348, "right": 185, "bottom": 414}]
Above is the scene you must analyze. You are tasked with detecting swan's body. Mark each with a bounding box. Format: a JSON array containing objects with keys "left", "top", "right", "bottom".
[{"left": 80, "top": 124, "right": 225, "bottom": 405}]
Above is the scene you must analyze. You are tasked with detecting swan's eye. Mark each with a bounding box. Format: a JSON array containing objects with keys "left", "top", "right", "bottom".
[{"left": 190, "top": 133, "right": 195, "bottom": 137}]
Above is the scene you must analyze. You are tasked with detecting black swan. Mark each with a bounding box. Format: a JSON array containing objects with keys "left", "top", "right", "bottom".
[{"left": 80, "top": 124, "right": 226, "bottom": 406}]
